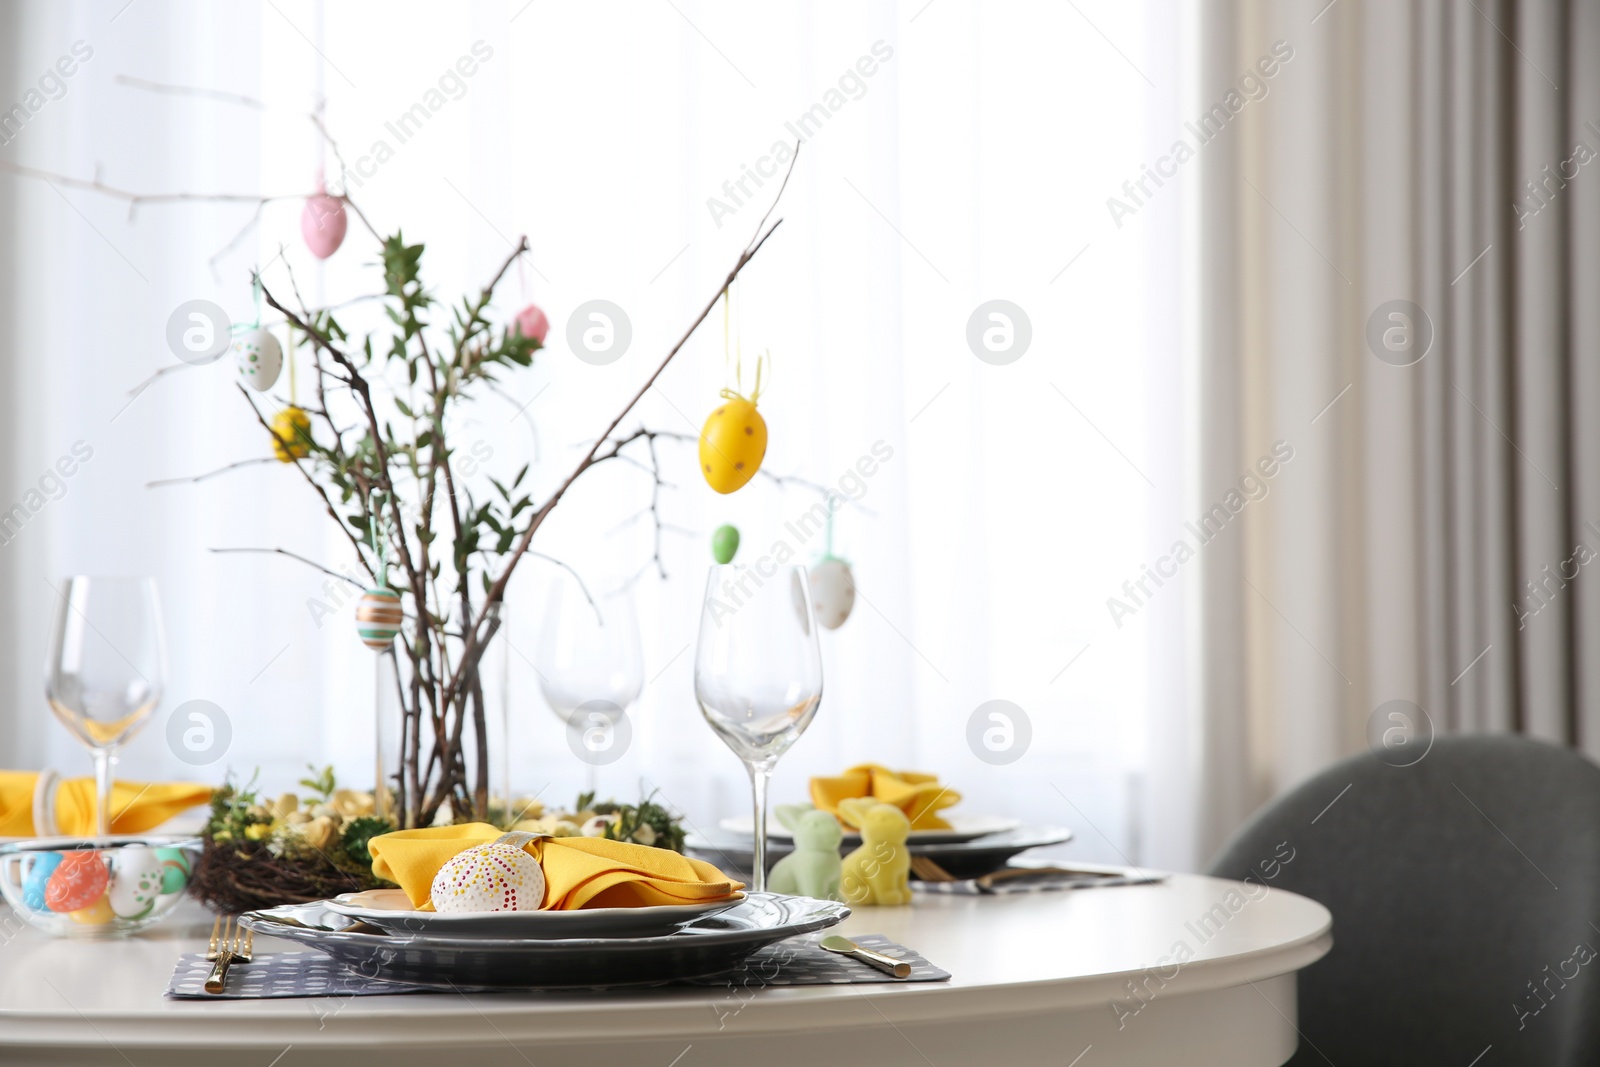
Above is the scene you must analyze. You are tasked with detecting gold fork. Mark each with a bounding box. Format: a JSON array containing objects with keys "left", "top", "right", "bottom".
[
  {"left": 203, "top": 916, "right": 254, "bottom": 994},
  {"left": 205, "top": 914, "right": 230, "bottom": 961}
]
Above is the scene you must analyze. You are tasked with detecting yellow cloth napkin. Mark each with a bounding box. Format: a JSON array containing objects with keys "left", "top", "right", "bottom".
[
  {"left": 368, "top": 823, "right": 745, "bottom": 911},
  {"left": 810, "top": 763, "right": 961, "bottom": 831},
  {"left": 0, "top": 772, "right": 213, "bottom": 837}
]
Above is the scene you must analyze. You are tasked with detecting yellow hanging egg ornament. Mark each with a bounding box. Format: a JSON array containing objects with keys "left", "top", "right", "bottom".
[
  {"left": 700, "top": 287, "right": 769, "bottom": 495},
  {"left": 699, "top": 394, "right": 767, "bottom": 494},
  {"left": 270, "top": 406, "right": 312, "bottom": 462}
]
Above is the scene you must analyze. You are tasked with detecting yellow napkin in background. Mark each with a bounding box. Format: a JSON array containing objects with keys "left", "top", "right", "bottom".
[
  {"left": 369, "top": 823, "right": 745, "bottom": 911},
  {"left": 810, "top": 763, "right": 962, "bottom": 831},
  {"left": 0, "top": 772, "right": 213, "bottom": 837}
]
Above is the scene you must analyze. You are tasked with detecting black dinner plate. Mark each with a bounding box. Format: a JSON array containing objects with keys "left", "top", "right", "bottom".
[
  {"left": 685, "top": 824, "right": 1074, "bottom": 880},
  {"left": 239, "top": 892, "right": 849, "bottom": 990}
]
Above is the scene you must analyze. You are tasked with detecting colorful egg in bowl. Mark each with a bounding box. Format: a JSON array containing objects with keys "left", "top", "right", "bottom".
[{"left": 0, "top": 837, "right": 201, "bottom": 939}]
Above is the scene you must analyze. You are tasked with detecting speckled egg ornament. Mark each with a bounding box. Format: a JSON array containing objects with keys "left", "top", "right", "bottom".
[
  {"left": 301, "top": 188, "right": 348, "bottom": 259},
  {"left": 356, "top": 587, "right": 403, "bottom": 649},
  {"left": 233, "top": 327, "right": 282, "bottom": 391},
  {"left": 809, "top": 558, "right": 856, "bottom": 630},
  {"left": 700, "top": 289, "right": 769, "bottom": 495},
  {"left": 430, "top": 841, "right": 546, "bottom": 914},
  {"left": 700, "top": 395, "right": 767, "bottom": 495}
]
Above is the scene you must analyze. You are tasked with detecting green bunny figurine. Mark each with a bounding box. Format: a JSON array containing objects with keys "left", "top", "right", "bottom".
[
  {"left": 838, "top": 798, "right": 913, "bottom": 906},
  {"left": 767, "top": 803, "right": 843, "bottom": 901}
]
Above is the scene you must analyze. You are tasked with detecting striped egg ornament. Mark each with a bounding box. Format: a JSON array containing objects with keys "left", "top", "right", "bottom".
[{"left": 356, "top": 587, "right": 403, "bottom": 649}]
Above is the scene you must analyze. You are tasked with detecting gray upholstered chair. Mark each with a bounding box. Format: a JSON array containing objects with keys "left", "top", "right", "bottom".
[{"left": 1207, "top": 734, "right": 1600, "bottom": 1066}]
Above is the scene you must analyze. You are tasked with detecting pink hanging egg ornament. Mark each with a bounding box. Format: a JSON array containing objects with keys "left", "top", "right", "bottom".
[
  {"left": 512, "top": 304, "right": 549, "bottom": 344},
  {"left": 301, "top": 189, "right": 348, "bottom": 259}
]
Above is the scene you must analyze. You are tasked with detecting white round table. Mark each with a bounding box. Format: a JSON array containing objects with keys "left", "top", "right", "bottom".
[{"left": 0, "top": 874, "right": 1331, "bottom": 1066}]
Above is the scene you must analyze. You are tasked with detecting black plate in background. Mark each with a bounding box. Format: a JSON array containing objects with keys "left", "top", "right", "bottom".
[{"left": 685, "top": 824, "right": 1074, "bottom": 881}]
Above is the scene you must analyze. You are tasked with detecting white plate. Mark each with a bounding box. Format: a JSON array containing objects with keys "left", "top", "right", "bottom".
[
  {"left": 323, "top": 888, "right": 747, "bottom": 939},
  {"left": 717, "top": 813, "right": 1021, "bottom": 844}
]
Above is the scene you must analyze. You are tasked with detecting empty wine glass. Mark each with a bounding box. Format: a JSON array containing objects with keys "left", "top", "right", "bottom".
[
  {"left": 695, "top": 564, "right": 822, "bottom": 892},
  {"left": 45, "top": 577, "right": 167, "bottom": 840},
  {"left": 535, "top": 575, "right": 644, "bottom": 790}
]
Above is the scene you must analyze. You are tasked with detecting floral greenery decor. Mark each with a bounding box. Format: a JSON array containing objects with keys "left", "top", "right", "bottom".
[
  {"left": 192, "top": 767, "right": 396, "bottom": 914},
  {"left": 193, "top": 771, "right": 690, "bottom": 913},
  {"left": 504, "top": 791, "right": 688, "bottom": 853}
]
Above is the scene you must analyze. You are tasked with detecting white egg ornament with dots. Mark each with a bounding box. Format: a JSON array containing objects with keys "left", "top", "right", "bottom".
[
  {"left": 356, "top": 587, "right": 404, "bottom": 650},
  {"left": 233, "top": 327, "right": 282, "bottom": 391},
  {"left": 809, "top": 557, "right": 856, "bottom": 630},
  {"left": 107, "top": 846, "right": 166, "bottom": 920},
  {"left": 431, "top": 841, "right": 545, "bottom": 914}
]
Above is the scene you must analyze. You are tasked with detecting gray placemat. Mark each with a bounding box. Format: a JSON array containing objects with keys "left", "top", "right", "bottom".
[
  {"left": 913, "top": 867, "right": 1166, "bottom": 895},
  {"left": 681, "top": 933, "right": 948, "bottom": 987},
  {"left": 166, "top": 933, "right": 949, "bottom": 999}
]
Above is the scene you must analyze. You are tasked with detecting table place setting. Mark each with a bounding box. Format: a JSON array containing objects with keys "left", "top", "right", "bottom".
[
  {"left": 164, "top": 931, "right": 950, "bottom": 999},
  {"left": 156, "top": 823, "right": 952, "bottom": 996},
  {"left": 690, "top": 762, "right": 1078, "bottom": 887}
]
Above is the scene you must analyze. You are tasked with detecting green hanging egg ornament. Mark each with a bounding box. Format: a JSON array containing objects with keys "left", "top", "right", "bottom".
[{"left": 711, "top": 524, "right": 741, "bottom": 564}]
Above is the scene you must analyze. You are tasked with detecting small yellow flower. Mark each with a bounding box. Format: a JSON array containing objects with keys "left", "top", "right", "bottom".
[
  {"left": 512, "top": 797, "right": 546, "bottom": 820},
  {"left": 294, "top": 816, "right": 336, "bottom": 850},
  {"left": 244, "top": 823, "right": 271, "bottom": 841},
  {"left": 332, "top": 789, "right": 376, "bottom": 819}
]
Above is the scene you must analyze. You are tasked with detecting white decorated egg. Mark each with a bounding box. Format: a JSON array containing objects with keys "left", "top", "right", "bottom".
[
  {"left": 107, "top": 846, "right": 165, "bottom": 920},
  {"left": 430, "top": 842, "right": 545, "bottom": 914},
  {"left": 234, "top": 327, "right": 283, "bottom": 391},
  {"left": 809, "top": 558, "right": 856, "bottom": 630}
]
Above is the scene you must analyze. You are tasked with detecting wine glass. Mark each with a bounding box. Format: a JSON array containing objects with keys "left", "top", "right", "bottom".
[
  {"left": 45, "top": 577, "right": 167, "bottom": 840},
  {"left": 535, "top": 576, "right": 644, "bottom": 792},
  {"left": 695, "top": 564, "right": 823, "bottom": 893}
]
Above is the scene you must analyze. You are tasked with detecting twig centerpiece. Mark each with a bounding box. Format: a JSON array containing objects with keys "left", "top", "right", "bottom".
[{"left": 245, "top": 158, "right": 796, "bottom": 830}]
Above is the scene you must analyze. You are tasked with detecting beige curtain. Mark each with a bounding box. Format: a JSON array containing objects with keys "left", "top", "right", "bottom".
[{"left": 1193, "top": 0, "right": 1600, "bottom": 858}]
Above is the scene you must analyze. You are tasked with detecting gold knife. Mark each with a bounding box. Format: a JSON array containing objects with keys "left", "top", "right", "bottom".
[{"left": 820, "top": 935, "right": 912, "bottom": 978}]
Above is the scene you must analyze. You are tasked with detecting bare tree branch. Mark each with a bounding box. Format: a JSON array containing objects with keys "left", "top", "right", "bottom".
[
  {"left": 146, "top": 457, "right": 277, "bottom": 487},
  {"left": 210, "top": 547, "right": 364, "bottom": 588}
]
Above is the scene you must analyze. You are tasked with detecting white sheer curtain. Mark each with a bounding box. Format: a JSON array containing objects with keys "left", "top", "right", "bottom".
[{"left": 0, "top": 0, "right": 1185, "bottom": 867}]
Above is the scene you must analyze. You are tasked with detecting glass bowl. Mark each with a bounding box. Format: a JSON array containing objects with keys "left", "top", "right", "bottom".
[{"left": 0, "top": 836, "right": 202, "bottom": 939}]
